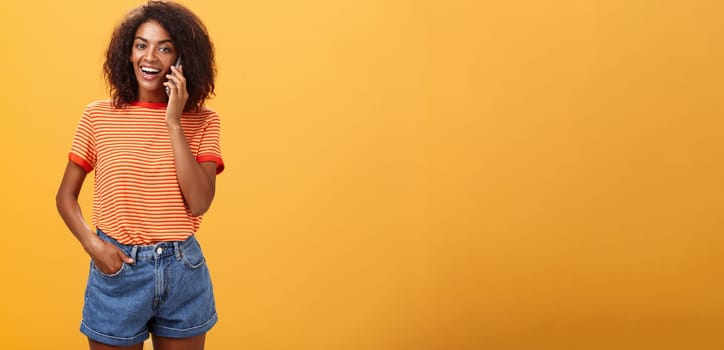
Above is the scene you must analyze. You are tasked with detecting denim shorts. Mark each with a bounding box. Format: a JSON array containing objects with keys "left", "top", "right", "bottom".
[{"left": 80, "top": 229, "right": 218, "bottom": 346}]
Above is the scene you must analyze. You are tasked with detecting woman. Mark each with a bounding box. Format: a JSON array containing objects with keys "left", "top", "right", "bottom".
[{"left": 56, "top": 1, "right": 224, "bottom": 349}]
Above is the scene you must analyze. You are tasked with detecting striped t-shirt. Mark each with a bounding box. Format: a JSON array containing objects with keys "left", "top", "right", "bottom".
[{"left": 69, "top": 100, "right": 224, "bottom": 244}]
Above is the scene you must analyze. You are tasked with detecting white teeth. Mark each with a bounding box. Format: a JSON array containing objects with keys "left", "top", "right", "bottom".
[{"left": 141, "top": 66, "right": 161, "bottom": 73}]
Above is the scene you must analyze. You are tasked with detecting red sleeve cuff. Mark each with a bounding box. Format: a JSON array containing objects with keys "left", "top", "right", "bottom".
[
  {"left": 69, "top": 153, "right": 93, "bottom": 173},
  {"left": 196, "top": 155, "right": 225, "bottom": 174}
]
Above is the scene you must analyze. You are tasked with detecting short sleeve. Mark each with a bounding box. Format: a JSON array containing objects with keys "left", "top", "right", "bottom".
[
  {"left": 68, "top": 107, "right": 96, "bottom": 172},
  {"left": 196, "top": 112, "right": 225, "bottom": 174}
]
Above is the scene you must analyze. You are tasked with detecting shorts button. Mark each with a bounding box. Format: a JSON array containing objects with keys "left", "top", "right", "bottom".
[{"left": 156, "top": 247, "right": 163, "bottom": 254}]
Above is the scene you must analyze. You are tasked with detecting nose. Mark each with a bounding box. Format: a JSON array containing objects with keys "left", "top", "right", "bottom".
[{"left": 142, "top": 50, "right": 158, "bottom": 63}]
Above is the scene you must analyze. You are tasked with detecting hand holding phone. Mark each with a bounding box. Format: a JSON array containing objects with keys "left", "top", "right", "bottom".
[{"left": 165, "top": 56, "right": 182, "bottom": 96}]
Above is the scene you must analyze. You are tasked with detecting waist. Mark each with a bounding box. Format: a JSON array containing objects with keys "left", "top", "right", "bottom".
[{"left": 96, "top": 228, "right": 199, "bottom": 261}]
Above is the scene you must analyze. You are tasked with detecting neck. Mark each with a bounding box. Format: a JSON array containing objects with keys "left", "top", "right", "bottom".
[{"left": 137, "top": 89, "right": 168, "bottom": 103}]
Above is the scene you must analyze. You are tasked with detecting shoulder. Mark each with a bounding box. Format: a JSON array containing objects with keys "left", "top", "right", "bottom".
[
  {"left": 187, "top": 105, "right": 220, "bottom": 122},
  {"left": 83, "top": 100, "right": 117, "bottom": 115},
  {"left": 85, "top": 99, "right": 114, "bottom": 109},
  {"left": 194, "top": 105, "right": 217, "bottom": 116}
]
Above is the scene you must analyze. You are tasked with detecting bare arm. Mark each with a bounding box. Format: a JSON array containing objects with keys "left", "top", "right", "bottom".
[
  {"left": 164, "top": 64, "right": 218, "bottom": 216},
  {"left": 56, "top": 161, "right": 133, "bottom": 272},
  {"left": 167, "top": 124, "right": 218, "bottom": 216}
]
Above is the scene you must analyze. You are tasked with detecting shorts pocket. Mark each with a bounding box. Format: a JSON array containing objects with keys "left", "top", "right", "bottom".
[
  {"left": 92, "top": 261, "right": 126, "bottom": 278},
  {"left": 181, "top": 239, "right": 206, "bottom": 270}
]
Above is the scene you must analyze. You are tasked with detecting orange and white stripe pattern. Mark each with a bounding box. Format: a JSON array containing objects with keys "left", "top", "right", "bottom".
[{"left": 69, "top": 100, "right": 224, "bottom": 245}]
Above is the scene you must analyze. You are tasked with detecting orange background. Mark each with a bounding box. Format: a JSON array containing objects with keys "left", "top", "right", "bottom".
[{"left": 1, "top": 0, "right": 723, "bottom": 349}]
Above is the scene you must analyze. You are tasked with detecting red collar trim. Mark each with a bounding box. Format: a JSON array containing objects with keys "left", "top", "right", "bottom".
[{"left": 132, "top": 101, "right": 167, "bottom": 109}]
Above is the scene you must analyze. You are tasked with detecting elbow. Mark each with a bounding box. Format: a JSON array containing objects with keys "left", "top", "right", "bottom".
[
  {"left": 56, "top": 187, "right": 80, "bottom": 216},
  {"left": 184, "top": 183, "right": 215, "bottom": 217},
  {"left": 55, "top": 190, "right": 67, "bottom": 214},
  {"left": 189, "top": 204, "right": 210, "bottom": 217},
  {"left": 188, "top": 197, "right": 213, "bottom": 217}
]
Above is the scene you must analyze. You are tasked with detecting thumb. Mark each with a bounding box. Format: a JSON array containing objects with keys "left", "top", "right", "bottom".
[{"left": 117, "top": 249, "right": 135, "bottom": 264}]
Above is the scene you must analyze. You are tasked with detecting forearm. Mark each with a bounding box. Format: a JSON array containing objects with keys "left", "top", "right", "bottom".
[
  {"left": 167, "top": 123, "right": 215, "bottom": 216},
  {"left": 57, "top": 161, "right": 134, "bottom": 267},
  {"left": 56, "top": 162, "right": 103, "bottom": 254},
  {"left": 56, "top": 196, "right": 99, "bottom": 252}
]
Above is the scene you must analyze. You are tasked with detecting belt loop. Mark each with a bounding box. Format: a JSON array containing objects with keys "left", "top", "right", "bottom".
[
  {"left": 173, "top": 242, "right": 182, "bottom": 260},
  {"left": 130, "top": 245, "right": 138, "bottom": 262}
]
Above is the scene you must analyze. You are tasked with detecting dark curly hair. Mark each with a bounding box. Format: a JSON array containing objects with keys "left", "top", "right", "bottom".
[{"left": 104, "top": 0, "right": 215, "bottom": 111}]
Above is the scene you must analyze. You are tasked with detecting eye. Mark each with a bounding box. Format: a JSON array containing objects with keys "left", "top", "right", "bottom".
[
  {"left": 135, "top": 42, "right": 147, "bottom": 49},
  {"left": 159, "top": 47, "right": 171, "bottom": 53}
]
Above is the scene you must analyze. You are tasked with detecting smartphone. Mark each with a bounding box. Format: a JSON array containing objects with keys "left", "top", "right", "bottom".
[{"left": 165, "top": 56, "right": 182, "bottom": 96}]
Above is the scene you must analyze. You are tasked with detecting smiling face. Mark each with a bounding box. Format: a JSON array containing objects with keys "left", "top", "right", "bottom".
[{"left": 130, "top": 20, "right": 178, "bottom": 102}]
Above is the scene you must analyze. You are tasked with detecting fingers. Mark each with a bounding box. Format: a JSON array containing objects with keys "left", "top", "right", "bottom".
[
  {"left": 165, "top": 65, "right": 187, "bottom": 98},
  {"left": 94, "top": 260, "right": 123, "bottom": 275},
  {"left": 91, "top": 241, "right": 134, "bottom": 273},
  {"left": 105, "top": 241, "right": 134, "bottom": 264},
  {"left": 163, "top": 79, "right": 178, "bottom": 97},
  {"left": 92, "top": 252, "right": 124, "bottom": 275},
  {"left": 103, "top": 240, "right": 134, "bottom": 264},
  {"left": 116, "top": 247, "right": 135, "bottom": 264}
]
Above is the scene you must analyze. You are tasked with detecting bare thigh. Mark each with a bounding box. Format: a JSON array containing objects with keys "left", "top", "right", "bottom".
[
  {"left": 152, "top": 333, "right": 206, "bottom": 350},
  {"left": 89, "top": 338, "right": 144, "bottom": 350}
]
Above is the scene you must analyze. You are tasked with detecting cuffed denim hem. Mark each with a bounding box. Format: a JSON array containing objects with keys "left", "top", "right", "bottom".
[{"left": 80, "top": 321, "right": 148, "bottom": 347}]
